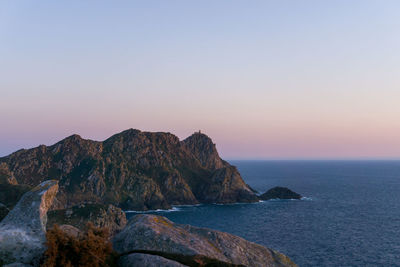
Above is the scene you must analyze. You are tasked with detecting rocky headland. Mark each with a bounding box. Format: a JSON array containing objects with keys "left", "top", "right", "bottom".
[{"left": 0, "top": 129, "right": 258, "bottom": 211}]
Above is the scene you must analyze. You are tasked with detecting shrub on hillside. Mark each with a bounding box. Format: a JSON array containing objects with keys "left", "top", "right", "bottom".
[{"left": 42, "top": 223, "right": 117, "bottom": 267}]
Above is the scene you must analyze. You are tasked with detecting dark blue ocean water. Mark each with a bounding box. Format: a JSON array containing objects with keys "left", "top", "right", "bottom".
[{"left": 127, "top": 161, "right": 400, "bottom": 267}]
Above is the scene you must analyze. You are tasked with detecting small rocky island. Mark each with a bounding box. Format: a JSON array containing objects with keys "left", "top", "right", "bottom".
[{"left": 259, "top": 187, "right": 302, "bottom": 200}]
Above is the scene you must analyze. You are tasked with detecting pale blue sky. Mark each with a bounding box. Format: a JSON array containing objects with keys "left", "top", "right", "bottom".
[{"left": 1, "top": 1, "right": 400, "bottom": 158}]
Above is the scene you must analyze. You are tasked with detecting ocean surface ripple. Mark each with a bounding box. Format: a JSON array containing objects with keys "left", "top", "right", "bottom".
[{"left": 127, "top": 161, "right": 400, "bottom": 267}]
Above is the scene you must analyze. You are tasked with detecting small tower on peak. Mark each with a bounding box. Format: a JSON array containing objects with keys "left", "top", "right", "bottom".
[{"left": 198, "top": 130, "right": 201, "bottom": 134}]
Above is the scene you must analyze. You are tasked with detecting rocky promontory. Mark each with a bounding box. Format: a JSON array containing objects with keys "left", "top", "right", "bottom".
[{"left": 0, "top": 129, "right": 258, "bottom": 211}]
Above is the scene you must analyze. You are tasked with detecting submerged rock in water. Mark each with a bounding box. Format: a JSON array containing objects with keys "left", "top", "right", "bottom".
[
  {"left": 113, "top": 214, "right": 297, "bottom": 267},
  {"left": 0, "top": 180, "right": 59, "bottom": 266},
  {"left": 259, "top": 187, "right": 302, "bottom": 200}
]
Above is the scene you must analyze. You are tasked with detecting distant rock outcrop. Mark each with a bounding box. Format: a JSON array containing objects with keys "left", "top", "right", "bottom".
[
  {"left": 0, "top": 129, "right": 258, "bottom": 211},
  {"left": 47, "top": 203, "right": 127, "bottom": 236},
  {"left": 113, "top": 214, "right": 297, "bottom": 267},
  {"left": 0, "top": 162, "right": 17, "bottom": 185},
  {"left": 0, "top": 180, "right": 58, "bottom": 266},
  {"left": 259, "top": 187, "right": 302, "bottom": 200}
]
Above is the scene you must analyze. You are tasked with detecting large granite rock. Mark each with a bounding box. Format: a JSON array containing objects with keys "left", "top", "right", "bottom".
[
  {"left": 259, "top": 187, "right": 302, "bottom": 201},
  {"left": 47, "top": 203, "right": 127, "bottom": 236},
  {"left": 0, "top": 180, "right": 59, "bottom": 266},
  {"left": 119, "top": 253, "right": 187, "bottom": 267},
  {"left": 113, "top": 215, "right": 297, "bottom": 267},
  {"left": 0, "top": 129, "right": 258, "bottom": 211}
]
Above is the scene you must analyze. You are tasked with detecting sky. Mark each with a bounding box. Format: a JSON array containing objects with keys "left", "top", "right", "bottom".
[{"left": 1, "top": 0, "right": 400, "bottom": 159}]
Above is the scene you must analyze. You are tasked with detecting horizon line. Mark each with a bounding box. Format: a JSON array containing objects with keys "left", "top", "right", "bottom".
[{"left": 226, "top": 158, "right": 400, "bottom": 161}]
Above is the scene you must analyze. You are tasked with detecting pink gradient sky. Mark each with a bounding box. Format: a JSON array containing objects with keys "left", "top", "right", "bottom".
[{"left": 1, "top": 1, "right": 400, "bottom": 159}]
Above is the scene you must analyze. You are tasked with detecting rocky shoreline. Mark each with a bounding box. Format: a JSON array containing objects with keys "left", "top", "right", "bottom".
[{"left": 0, "top": 181, "right": 298, "bottom": 267}]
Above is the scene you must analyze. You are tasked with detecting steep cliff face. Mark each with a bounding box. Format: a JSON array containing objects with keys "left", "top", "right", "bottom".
[{"left": 0, "top": 129, "right": 257, "bottom": 211}]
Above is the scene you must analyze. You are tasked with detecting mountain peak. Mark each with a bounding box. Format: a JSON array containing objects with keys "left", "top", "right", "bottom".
[
  {"left": 61, "top": 134, "right": 83, "bottom": 142},
  {"left": 183, "top": 132, "right": 225, "bottom": 170}
]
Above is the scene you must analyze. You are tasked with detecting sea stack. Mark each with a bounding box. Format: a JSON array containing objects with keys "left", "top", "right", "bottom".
[{"left": 260, "top": 186, "right": 302, "bottom": 200}]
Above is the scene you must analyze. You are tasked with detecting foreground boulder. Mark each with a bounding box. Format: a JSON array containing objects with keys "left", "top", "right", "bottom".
[
  {"left": 47, "top": 203, "right": 127, "bottom": 236},
  {"left": 119, "top": 253, "right": 187, "bottom": 267},
  {"left": 113, "top": 214, "right": 297, "bottom": 267},
  {"left": 0, "top": 180, "right": 58, "bottom": 266},
  {"left": 259, "top": 187, "right": 302, "bottom": 200}
]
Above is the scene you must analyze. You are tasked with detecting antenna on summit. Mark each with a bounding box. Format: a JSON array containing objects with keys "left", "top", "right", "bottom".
[{"left": 198, "top": 130, "right": 201, "bottom": 134}]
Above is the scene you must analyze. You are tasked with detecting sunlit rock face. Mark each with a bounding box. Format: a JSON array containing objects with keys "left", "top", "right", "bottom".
[
  {"left": 0, "top": 129, "right": 258, "bottom": 211},
  {"left": 0, "top": 180, "right": 58, "bottom": 266}
]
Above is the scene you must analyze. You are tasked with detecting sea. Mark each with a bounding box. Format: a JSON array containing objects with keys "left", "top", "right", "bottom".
[{"left": 126, "top": 161, "right": 400, "bottom": 267}]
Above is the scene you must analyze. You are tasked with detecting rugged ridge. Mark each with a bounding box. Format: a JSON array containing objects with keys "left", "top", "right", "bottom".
[{"left": 0, "top": 129, "right": 258, "bottom": 211}]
